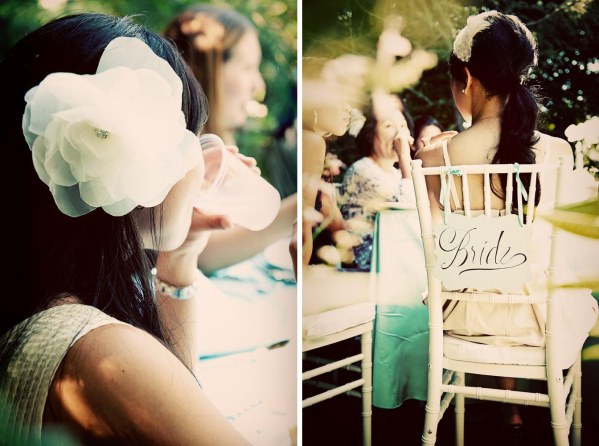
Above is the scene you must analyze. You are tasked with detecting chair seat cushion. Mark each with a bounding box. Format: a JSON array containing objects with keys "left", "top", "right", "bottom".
[
  {"left": 442, "top": 287, "right": 598, "bottom": 369},
  {"left": 302, "top": 302, "right": 375, "bottom": 340},
  {"left": 443, "top": 333, "right": 587, "bottom": 369},
  {"left": 443, "top": 334, "right": 548, "bottom": 366}
]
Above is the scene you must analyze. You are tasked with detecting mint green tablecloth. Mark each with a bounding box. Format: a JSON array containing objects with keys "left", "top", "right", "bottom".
[{"left": 372, "top": 209, "right": 429, "bottom": 409}]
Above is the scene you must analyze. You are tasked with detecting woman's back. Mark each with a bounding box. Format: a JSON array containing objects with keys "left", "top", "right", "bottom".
[{"left": 418, "top": 124, "right": 574, "bottom": 215}]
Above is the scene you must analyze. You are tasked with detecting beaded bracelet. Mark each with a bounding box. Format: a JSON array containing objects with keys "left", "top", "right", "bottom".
[{"left": 151, "top": 268, "right": 201, "bottom": 300}]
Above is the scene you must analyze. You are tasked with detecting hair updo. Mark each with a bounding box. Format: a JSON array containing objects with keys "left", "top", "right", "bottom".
[{"left": 449, "top": 11, "right": 540, "bottom": 209}]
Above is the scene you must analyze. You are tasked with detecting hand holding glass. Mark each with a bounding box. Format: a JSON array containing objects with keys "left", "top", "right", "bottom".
[{"left": 195, "top": 134, "right": 281, "bottom": 231}]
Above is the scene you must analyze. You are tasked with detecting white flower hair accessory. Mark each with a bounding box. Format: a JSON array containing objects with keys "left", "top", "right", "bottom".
[
  {"left": 453, "top": 11, "right": 498, "bottom": 62},
  {"left": 348, "top": 108, "right": 367, "bottom": 137},
  {"left": 22, "top": 37, "right": 203, "bottom": 217}
]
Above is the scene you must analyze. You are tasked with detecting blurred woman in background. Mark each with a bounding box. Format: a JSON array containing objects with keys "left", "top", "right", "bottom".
[
  {"left": 165, "top": 4, "right": 297, "bottom": 273},
  {"left": 302, "top": 79, "right": 351, "bottom": 266},
  {"left": 341, "top": 102, "right": 415, "bottom": 270}
]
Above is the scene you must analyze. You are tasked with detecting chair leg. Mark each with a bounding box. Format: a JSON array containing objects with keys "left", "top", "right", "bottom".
[
  {"left": 547, "top": 368, "right": 570, "bottom": 446},
  {"left": 421, "top": 370, "right": 443, "bottom": 445},
  {"left": 572, "top": 354, "right": 582, "bottom": 446},
  {"left": 361, "top": 330, "right": 373, "bottom": 446},
  {"left": 454, "top": 372, "right": 465, "bottom": 446}
]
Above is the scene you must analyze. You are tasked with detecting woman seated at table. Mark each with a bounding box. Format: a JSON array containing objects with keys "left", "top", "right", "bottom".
[
  {"left": 340, "top": 104, "right": 415, "bottom": 270},
  {"left": 416, "top": 10, "right": 598, "bottom": 433}
]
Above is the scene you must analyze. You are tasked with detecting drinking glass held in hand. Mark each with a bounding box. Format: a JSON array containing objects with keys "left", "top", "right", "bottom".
[{"left": 195, "top": 134, "right": 281, "bottom": 231}]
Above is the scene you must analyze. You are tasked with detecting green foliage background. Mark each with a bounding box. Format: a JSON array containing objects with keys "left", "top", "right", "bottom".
[
  {"left": 304, "top": 0, "right": 598, "bottom": 165},
  {"left": 0, "top": 0, "right": 297, "bottom": 196}
]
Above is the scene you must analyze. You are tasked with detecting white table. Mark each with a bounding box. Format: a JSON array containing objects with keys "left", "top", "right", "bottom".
[
  {"left": 196, "top": 241, "right": 297, "bottom": 445},
  {"left": 303, "top": 265, "right": 372, "bottom": 317}
]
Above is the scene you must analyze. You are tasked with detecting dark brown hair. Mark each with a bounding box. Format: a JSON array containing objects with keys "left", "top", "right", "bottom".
[
  {"left": 0, "top": 13, "right": 207, "bottom": 372},
  {"left": 449, "top": 12, "right": 540, "bottom": 209}
]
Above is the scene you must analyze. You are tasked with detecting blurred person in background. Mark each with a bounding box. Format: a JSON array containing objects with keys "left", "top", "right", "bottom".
[
  {"left": 165, "top": 4, "right": 297, "bottom": 273},
  {"left": 307, "top": 151, "right": 349, "bottom": 266},
  {"left": 165, "top": 3, "right": 264, "bottom": 145},
  {"left": 302, "top": 78, "right": 351, "bottom": 266},
  {"left": 340, "top": 99, "right": 415, "bottom": 270}
]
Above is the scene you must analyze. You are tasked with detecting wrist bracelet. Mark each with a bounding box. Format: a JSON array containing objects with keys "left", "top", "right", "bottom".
[{"left": 151, "top": 268, "right": 201, "bottom": 300}]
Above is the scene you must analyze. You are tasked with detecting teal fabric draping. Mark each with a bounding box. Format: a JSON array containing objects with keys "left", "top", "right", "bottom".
[{"left": 372, "top": 209, "right": 429, "bottom": 408}]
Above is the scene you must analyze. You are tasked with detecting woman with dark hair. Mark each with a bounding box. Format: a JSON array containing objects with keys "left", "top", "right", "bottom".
[
  {"left": 417, "top": 10, "right": 597, "bottom": 434},
  {"left": 0, "top": 13, "right": 251, "bottom": 444},
  {"left": 165, "top": 4, "right": 297, "bottom": 274},
  {"left": 340, "top": 104, "right": 415, "bottom": 270},
  {"left": 412, "top": 115, "right": 447, "bottom": 154}
]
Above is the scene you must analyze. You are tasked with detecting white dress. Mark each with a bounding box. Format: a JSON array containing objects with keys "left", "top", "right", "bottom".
[{"left": 439, "top": 139, "right": 598, "bottom": 353}]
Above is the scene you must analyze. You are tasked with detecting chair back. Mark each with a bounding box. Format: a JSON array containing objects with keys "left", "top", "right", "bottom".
[
  {"left": 412, "top": 160, "right": 561, "bottom": 294},
  {"left": 410, "top": 157, "right": 599, "bottom": 446},
  {"left": 410, "top": 159, "right": 566, "bottom": 362}
]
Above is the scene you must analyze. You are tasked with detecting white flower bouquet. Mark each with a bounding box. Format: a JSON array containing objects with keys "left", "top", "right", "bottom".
[{"left": 565, "top": 116, "right": 599, "bottom": 180}]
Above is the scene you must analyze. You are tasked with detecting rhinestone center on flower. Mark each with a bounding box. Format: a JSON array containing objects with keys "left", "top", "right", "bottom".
[{"left": 95, "top": 128, "right": 109, "bottom": 139}]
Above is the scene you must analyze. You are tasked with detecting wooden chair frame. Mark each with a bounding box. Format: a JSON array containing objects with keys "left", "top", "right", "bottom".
[
  {"left": 302, "top": 318, "right": 373, "bottom": 446},
  {"left": 411, "top": 158, "right": 582, "bottom": 446}
]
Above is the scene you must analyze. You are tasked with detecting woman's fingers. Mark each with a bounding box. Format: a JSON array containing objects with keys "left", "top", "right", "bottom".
[
  {"left": 426, "top": 131, "right": 458, "bottom": 147},
  {"left": 225, "top": 144, "right": 240, "bottom": 154},
  {"left": 237, "top": 154, "right": 260, "bottom": 174},
  {"left": 191, "top": 208, "right": 233, "bottom": 231},
  {"left": 225, "top": 145, "right": 261, "bottom": 174},
  {"left": 419, "top": 131, "right": 458, "bottom": 152}
]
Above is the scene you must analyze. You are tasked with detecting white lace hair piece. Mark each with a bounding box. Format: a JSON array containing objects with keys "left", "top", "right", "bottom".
[
  {"left": 453, "top": 11, "right": 537, "bottom": 67},
  {"left": 452, "top": 11, "right": 497, "bottom": 62},
  {"left": 22, "top": 37, "right": 203, "bottom": 217}
]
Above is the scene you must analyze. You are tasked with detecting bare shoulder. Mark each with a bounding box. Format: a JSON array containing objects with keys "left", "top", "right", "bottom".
[
  {"left": 536, "top": 132, "right": 574, "bottom": 167},
  {"left": 448, "top": 126, "right": 498, "bottom": 164},
  {"left": 302, "top": 130, "right": 326, "bottom": 174},
  {"left": 302, "top": 130, "right": 326, "bottom": 154},
  {"left": 415, "top": 130, "right": 478, "bottom": 167},
  {"left": 64, "top": 323, "right": 177, "bottom": 377},
  {"left": 50, "top": 323, "right": 248, "bottom": 444}
]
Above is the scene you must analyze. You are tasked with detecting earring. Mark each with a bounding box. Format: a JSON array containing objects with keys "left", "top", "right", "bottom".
[
  {"left": 313, "top": 110, "right": 318, "bottom": 127},
  {"left": 461, "top": 89, "right": 466, "bottom": 94}
]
